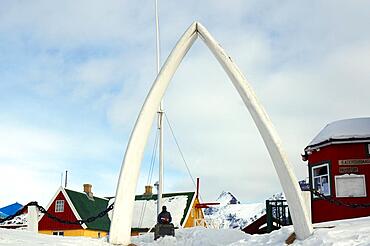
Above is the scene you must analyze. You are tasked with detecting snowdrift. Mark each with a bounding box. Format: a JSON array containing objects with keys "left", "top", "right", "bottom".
[{"left": 1, "top": 216, "right": 370, "bottom": 245}]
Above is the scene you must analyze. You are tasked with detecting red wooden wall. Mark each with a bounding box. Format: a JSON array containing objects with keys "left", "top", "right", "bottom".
[
  {"left": 307, "top": 142, "right": 370, "bottom": 223},
  {"left": 39, "top": 191, "right": 82, "bottom": 230}
]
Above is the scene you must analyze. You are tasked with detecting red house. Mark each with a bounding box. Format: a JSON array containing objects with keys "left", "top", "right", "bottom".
[
  {"left": 303, "top": 118, "right": 370, "bottom": 223},
  {"left": 38, "top": 184, "right": 110, "bottom": 238}
]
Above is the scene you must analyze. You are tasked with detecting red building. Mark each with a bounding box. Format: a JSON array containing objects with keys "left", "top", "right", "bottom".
[
  {"left": 303, "top": 118, "right": 370, "bottom": 223},
  {"left": 38, "top": 184, "right": 110, "bottom": 238}
]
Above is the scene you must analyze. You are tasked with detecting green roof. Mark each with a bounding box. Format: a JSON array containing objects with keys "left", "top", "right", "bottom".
[
  {"left": 134, "top": 191, "right": 195, "bottom": 227},
  {"left": 65, "top": 189, "right": 110, "bottom": 232}
]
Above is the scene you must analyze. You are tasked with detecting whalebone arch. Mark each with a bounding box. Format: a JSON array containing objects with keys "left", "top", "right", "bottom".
[{"left": 109, "top": 22, "right": 313, "bottom": 245}]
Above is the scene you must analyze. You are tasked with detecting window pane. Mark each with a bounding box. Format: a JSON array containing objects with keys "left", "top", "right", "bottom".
[
  {"left": 314, "top": 177, "right": 321, "bottom": 191},
  {"left": 321, "top": 175, "right": 330, "bottom": 195},
  {"left": 314, "top": 166, "right": 328, "bottom": 176},
  {"left": 55, "top": 200, "right": 64, "bottom": 212},
  {"left": 312, "top": 163, "right": 331, "bottom": 197},
  {"left": 319, "top": 166, "right": 328, "bottom": 175},
  {"left": 313, "top": 168, "right": 320, "bottom": 176}
]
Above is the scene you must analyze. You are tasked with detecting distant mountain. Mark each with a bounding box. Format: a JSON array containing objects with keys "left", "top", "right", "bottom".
[
  {"left": 204, "top": 191, "right": 285, "bottom": 229},
  {"left": 215, "top": 191, "right": 240, "bottom": 206}
]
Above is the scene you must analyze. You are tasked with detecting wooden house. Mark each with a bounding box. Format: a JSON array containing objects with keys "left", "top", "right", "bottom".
[
  {"left": 303, "top": 118, "right": 370, "bottom": 223},
  {"left": 39, "top": 183, "right": 204, "bottom": 238},
  {"left": 38, "top": 184, "right": 110, "bottom": 238}
]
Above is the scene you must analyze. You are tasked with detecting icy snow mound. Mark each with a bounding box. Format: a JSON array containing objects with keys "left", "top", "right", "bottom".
[
  {"left": 132, "top": 227, "right": 250, "bottom": 246},
  {"left": 0, "top": 213, "right": 27, "bottom": 226},
  {"left": 2, "top": 216, "right": 370, "bottom": 245},
  {"left": 133, "top": 216, "right": 370, "bottom": 245},
  {"left": 0, "top": 228, "right": 110, "bottom": 246}
]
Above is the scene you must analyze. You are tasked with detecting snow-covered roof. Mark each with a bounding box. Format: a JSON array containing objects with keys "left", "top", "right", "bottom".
[
  {"left": 108, "top": 192, "right": 195, "bottom": 230},
  {"left": 306, "top": 118, "right": 370, "bottom": 150},
  {"left": 0, "top": 211, "right": 7, "bottom": 218},
  {"left": 0, "top": 202, "right": 23, "bottom": 217}
]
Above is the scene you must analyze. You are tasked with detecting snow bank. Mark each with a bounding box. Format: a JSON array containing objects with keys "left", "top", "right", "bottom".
[
  {"left": 1, "top": 216, "right": 370, "bottom": 245},
  {"left": 132, "top": 227, "right": 251, "bottom": 246},
  {"left": 0, "top": 228, "right": 109, "bottom": 246},
  {"left": 0, "top": 214, "right": 27, "bottom": 227}
]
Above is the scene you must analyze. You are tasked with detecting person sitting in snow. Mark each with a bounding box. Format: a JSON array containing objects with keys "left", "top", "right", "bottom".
[{"left": 157, "top": 206, "right": 172, "bottom": 224}]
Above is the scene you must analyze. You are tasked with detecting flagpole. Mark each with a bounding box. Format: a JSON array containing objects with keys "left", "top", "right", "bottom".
[{"left": 155, "top": 0, "right": 164, "bottom": 217}]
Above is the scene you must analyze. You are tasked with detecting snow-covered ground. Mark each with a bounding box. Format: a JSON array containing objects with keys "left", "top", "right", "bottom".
[
  {"left": 2, "top": 216, "right": 370, "bottom": 245},
  {"left": 0, "top": 228, "right": 109, "bottom": 246},
  {"left": 0, "top": 214, "right": 27, "bottom": 227}
]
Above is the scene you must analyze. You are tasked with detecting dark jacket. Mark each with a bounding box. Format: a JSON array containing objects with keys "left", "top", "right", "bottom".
[{"left": 157, "top": 210, "right": 172, "bottom": 224}]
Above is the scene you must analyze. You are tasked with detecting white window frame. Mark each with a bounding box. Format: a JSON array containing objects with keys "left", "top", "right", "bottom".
[
  {"left": 311, "top": 163, "right": 331, "bottom": 197},
  {"left": 335, "top": 174, "right": 367, "bottom": 198},
  {"left": 55, "top": 200, "right": 64, "bottom": 213}
]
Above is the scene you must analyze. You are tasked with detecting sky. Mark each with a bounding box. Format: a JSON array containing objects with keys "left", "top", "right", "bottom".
[{"left": 1, "top": 0, "right": 370, "bottom": 207}]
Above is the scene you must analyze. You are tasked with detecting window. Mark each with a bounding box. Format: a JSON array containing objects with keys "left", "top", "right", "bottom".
[
  {"left": 52, "top": 231, "right": 64, "bottom": 236},
  {"left": 335, "top": 174, "right": 366, "bottom": 197},
  {"left": 367, "top": 143, "right": 370, "bottom": 156},
  {"left": 55, "top": 200, "right": 64, "bottom": 212},
  {"left": 311, "top": 163, "right": 331, "bottom": 197}
]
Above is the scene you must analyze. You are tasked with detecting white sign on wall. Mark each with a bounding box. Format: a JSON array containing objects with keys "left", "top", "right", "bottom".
[{"left": 335, "top": 174, "right": 367, "bottom": 198}]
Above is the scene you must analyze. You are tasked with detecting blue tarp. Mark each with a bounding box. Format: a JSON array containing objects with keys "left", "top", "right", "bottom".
[
  {"left": 0, "top": 202, "right": 23, "bottom": 216},
  {"left": 0, "top": 211, "right": 7, "bottom": 218}
]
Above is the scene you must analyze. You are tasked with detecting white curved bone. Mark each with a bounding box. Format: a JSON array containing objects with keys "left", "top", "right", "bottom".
[{"left": 109, "top": 22, "right": 312, "bottom": 245}]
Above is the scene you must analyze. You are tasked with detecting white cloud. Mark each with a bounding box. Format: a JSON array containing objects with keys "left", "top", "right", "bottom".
[
  {"left": 0, "top": 125, "right": 64, "bottom": 163},
  {"left": 1, "top": 0, "right": 370, "bottom": 206},
  {"left": 0, "top": 164, "right": 60, "bottom": 206}
]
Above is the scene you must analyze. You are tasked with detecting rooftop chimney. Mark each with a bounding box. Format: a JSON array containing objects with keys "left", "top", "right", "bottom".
[
  {"left": 83, "top": 184, "right": 94, "bottom": 200},
  {"left": 144, "top": 185, "right": 153, "bottom": 196}
]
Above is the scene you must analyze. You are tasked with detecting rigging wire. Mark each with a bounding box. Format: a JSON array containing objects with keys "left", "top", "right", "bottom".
[
  {"left": 164, "top": 112, "right": 203, "bottom": 202},
  {"left": 147, "top": 129, "right": 160, "bottom": 185},
  {"left": 139, "top": 128, "right": 160, "bottom": 227}
]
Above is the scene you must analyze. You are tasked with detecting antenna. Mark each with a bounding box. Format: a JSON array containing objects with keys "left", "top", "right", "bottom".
[{"left": 65, "top": 170, "right": 68, "bottom": 188}]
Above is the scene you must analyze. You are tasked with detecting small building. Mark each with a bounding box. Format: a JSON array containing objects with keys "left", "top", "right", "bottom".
[
  {"left": 108, "top": 186, "right": 205, "bottom": 236},
  {"left": 303, "top": 118, "right": 370, "bottom": 223},
  {"left": 0, "top": 202, "right": 23, "bottom": 217},
  {"left": 38, "top": 184, "right": 110, "bottom": 238},
  {"left": 0, "top": 202, "right": 26, "bottom": 229}
]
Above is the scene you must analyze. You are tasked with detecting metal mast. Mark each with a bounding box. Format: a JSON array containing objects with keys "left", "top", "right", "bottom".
[{"left": 155, "top": 0, "right": 164, "bottom": 217}]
